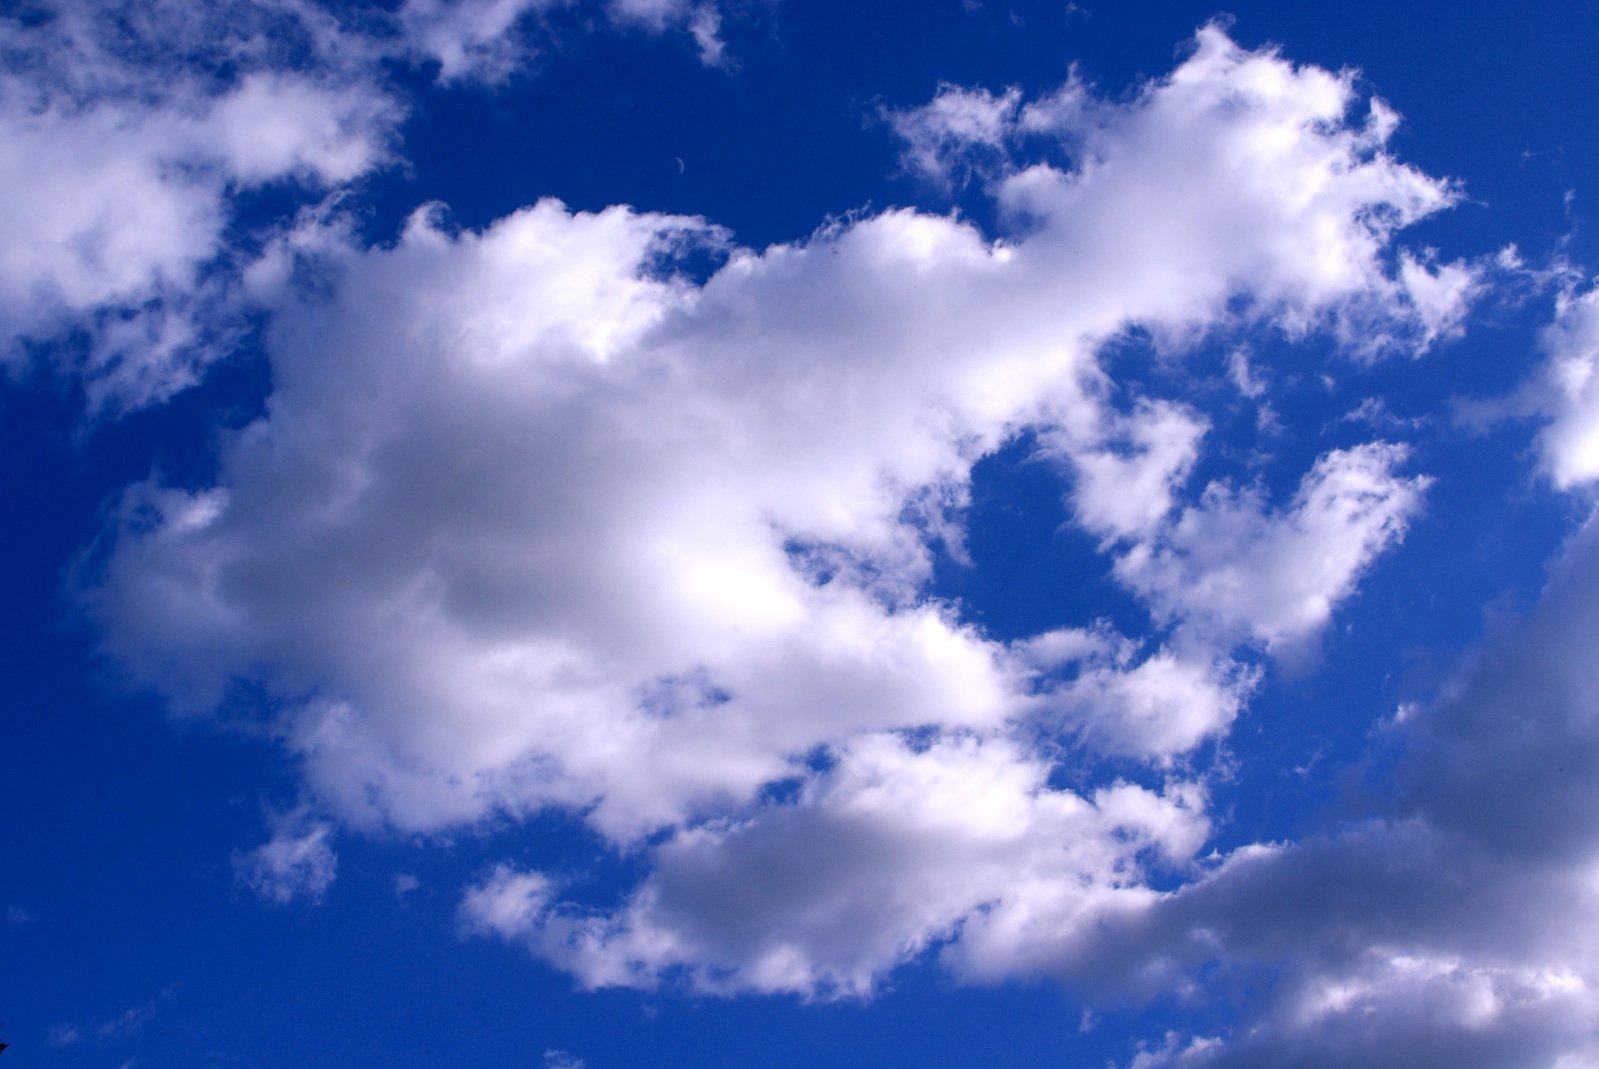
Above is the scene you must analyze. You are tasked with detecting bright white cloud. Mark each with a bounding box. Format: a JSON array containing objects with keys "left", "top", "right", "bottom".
[
  {"left": 968, "top": 515, "right": 1599, "bottom": 1068},
  {"left": 1057, "top": 400, "right": 1208, "bottom": 543},
  {"left": 463, "top": 733, "right": 1208, "bottom": 998},
  {"left": 1114, "top": 443, "right": 1430, "bottom": 651},
  {"left": 1050, "top": 646, "right": 1256, "bottom": 759},
  {"left": 461, "top": 865, "right": 556, "bottom": 940},
  {"left": 88, "top": 26, "right": 1457, "bottom": 1004},
  {"left": 1536, "top": 284, "right": 1599, "bottom": 489},
  {"left": 0, "top": 0, "right": 401, "bottom": 406},
  {"left": 901, "top": 27, "right": 1478, "bottom": 354}
]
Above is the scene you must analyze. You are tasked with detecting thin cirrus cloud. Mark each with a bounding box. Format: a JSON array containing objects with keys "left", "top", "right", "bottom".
[{"left": 84, "top": 22, "right": 1479, "bottom": 1021}]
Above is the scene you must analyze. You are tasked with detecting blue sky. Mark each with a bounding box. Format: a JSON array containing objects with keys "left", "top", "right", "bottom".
[{"left": 5, "top": 2, "right": 1599, "bottom": 1066}]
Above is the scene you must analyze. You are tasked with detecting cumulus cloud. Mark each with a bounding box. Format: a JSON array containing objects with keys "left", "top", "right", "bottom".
[
  {"left": 462, "top": 734, "right": 1208, "bottom": 998},
  {"left": 1042, "top": 643, "right": 1256, "bottom": 759},
  {"left": 86, "top": 26, "right": 1460, "bottom": 1007},
  {"left": 955, "top": 515, "right": 1599, "bottom": 1068},
  {"left": 0, "top": 0, "right": 401, "bottom": 405},
  {"left": 1534, "top": 283, "right": 1599, "bottom": 489},
  {"left": 892, "top": 27, "right": 1478, "bottom": 356},
  {"left": 1113, "top": 442, "right": 1430, "bottom": 652},
  {"left": 1057, "top": 400, "right": 1208, "bottom": 543},
  {"left": 0, "top": 0, "right": 742, "bottom": 405}
]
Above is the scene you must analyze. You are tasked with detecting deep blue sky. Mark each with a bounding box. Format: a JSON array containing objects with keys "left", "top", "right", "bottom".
[{"left": 5, "top": 2, "right": 1599, "bottom": 1067}]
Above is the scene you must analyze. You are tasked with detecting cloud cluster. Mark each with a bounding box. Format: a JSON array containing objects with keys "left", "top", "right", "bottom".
[
  {"left": 0, "top": 0, "right": 738, "bottom": 406},
  {"left": 77, "top": 27, "right": 1476, "bottom": 1031},
  {"left": 1535, "top": 283, "right": 1599, "bottom": 489},
  {"left": 466, "top": 733, "right": 1208, "bottom": 997},
  {"left": 1020, "top": 514, "right": 1599, "bottom": 1068},
  {"left": 0, "top": 0, "right": 400, "bottom": 404}
]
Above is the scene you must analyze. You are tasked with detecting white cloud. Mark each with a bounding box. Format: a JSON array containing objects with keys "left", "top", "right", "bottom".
[
  {"left": 233, "top": 810, "right": 339, "bottom": 905},
  {"left": 398, "top": 0, "right": 734, "bottom": 83},
  {"left": 1113, "top": 443, "right": 1430, "bottom": 651},
  {"left": 543, "top": 1050, "right": 587, "bottom": 1069},
  {"left": 608, "top": 0, "right": 730, "bottom": 65},
  {"left": 917, "top": 26, "right": 1477, "bottom": 355},
  {"left": 0, "top": 0, "right": 401, "bottom": 406},
  {"left": 463, "top": 733, "right": 1208, "bottom": 998},
  {"left": 1398, "top": 249, "right": 1479, "bottom": 348},
  {"left": 1056, "top": 400, "right": 1208, "bottom": 543},
  {"left": 1011, "top": 626, "right": 1256, "bottom": 759},
  {"left": 887, "top": 83, "right": 1023, "bottom": 186},
  {"left": 1535, "top": 284, "right": 1599, "bottom": 489},
  {"left": 971, "top": 514, "right": 1599, "bottom": 1068},
  {"left": 0, "top": 0, "right": 740, "bottom": 405},
  {"left": 1047, "top": 646, "right": 1256, "bottom": 759},
  {"left": 461, "top": 865, "right": 555, "bottom": 939},
  {"left": 87, "top": 26, "right": 1459, "bottom": 1005},
  {"left": 203, "top": 73, "right": 397, "bottom": 184},
  {"left": 399, "top": 0, "right": 561, "bottom": 84}
]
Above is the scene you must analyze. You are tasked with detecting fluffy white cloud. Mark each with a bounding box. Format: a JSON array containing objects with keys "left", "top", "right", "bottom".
[
  {"left": 1535, "top": 284, "right": 1599, "bottom": 489},
  {"left": 0, "top": 0, "right": 740, "bottom": 404},
  {"left": 1056, "top": 400, "right": 1208, "bottom": 543},
  {"left": 1114, "top": 443, "right": 1429, "bottom": 651},
  {"left": 891, "top": 27, "right": 1477, "bottom": 355},
  {"left": 961, "top": 515, "right": 1599, "bottom": 1068},
  {"left": 461, "top": 865, "right": 556, "bottom": 939},
  {"left": 1045, "top": 644, "right": 1255, "bottom": 759},
  {"left": 462, "top": 733, "right": 1208, "bottom": 998},
  {"left": 88, "top": 27, "right": 1456, "bottom": 1002},
  {"left": 0, "top": 0, "right": 401, "bottom": 405}
]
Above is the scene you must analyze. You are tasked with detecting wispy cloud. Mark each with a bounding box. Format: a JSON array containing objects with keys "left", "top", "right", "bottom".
[
  {"left": 233, "top": 808, "right": 338, "bottom": 906},
  {"left": 49, "top": 988, "right": 176, "bottom": 1049}
]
